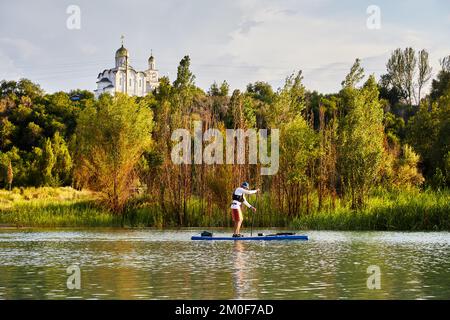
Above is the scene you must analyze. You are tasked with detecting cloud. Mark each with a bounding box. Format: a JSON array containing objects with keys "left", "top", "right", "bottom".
[
  {"left": 0, "top": 38, "right": 41, "bottom": 60},
  {"left": 0, "top": 50, "right": 22, "bottom": 80},
  {"left": 0, "top": 0, "right": 448, "bottom": 94},
  {"left": 80, "top": 44, "right": 98, "bottom": 56},
  {"left": 0, "top": 38, "right": 42, "bottom": 81},
  {"left": 217, "top": 3, "right": 447, "bottom": 93},
  {"left": 238, "top": 20, "right": 263, "bottom": 35}
]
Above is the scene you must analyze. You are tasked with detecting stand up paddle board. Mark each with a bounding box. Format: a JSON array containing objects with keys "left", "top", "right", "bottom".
[{"left": 191, "top": 233, "right": 308, "bottom": 241}]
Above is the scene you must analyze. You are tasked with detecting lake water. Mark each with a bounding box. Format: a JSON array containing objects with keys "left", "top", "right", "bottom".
[{"left": 0, "top": 229, "right": 449, "bottom": 299}]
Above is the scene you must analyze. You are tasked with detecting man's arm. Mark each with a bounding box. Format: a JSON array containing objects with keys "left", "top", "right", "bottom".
[
  {"left": 242, "top": 194, "right": 253, "bottom": 209},
  {"left": 242, "top": 188, "right": 258, "bottom": 195}
]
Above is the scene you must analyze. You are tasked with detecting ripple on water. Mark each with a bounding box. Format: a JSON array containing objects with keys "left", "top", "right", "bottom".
[{"left": 0, "top": 229, "right": 450, "bottom": 299}]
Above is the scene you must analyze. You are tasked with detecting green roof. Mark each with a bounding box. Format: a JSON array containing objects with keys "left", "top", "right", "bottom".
[{"left": 115, "top": 45, "right": 129, "bottom": 57}]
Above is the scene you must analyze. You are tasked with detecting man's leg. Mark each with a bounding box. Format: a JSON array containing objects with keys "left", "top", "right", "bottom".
[
  {"left": 235, "top": 219, "right": 242, "bottom": 235},
  {"left": 232, "top": 209, "right": 239, "bottom": 235},
  {"left": 232, "top": 208, "right": 243, "bottom": 235},
  {"left": 235, "top": 208, "right": 243, "bottom": 235},
  {"left": 233, "top": 220, "right": 239, "bottom": 235}
]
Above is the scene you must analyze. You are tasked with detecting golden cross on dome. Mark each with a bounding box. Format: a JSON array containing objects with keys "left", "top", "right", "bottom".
[{"left": 121, "top": 35, "right": 124, "bottom": 46}]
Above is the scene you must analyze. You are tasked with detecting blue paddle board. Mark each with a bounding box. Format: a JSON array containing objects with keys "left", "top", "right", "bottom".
[{"left": 191, "top": 234, "right": 308, "bottom": 241}]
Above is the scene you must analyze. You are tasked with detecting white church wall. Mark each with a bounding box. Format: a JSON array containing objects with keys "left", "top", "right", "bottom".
[{"left": 95, "top": 45, "right": 159, "bottom": 98}]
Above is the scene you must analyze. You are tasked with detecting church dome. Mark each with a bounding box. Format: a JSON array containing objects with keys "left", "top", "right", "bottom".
[
  {"left": 148, "top": 51, "right": 156, "bottom": 70},
  {"left": 115, "top": 45, "right": 129, "bottom": 58}
]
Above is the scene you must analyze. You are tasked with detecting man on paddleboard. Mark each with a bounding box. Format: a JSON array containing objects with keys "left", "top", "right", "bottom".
[{"left": 231, "top": 182, "right": 259, "bottom": 237}]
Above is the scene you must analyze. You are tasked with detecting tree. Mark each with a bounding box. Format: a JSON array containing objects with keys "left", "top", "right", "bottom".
[
  {"left": 0, "top": 118, "right": 15, "bottom": 150},
  {"left": 384, "top": 48, "right": 432, "bottom": 106},
  {"left": 25, "top": 122, "right": 43, "bottom": 149},
  {"left": 441, "top": 55, "right": 450, "bottom": 72},
  {"left": 219, "top": 80, "right": 229, "bottom": 97},
  {"left": 0, "top": 79, "right": 44, "bottom": 102},
  {"left": 246, "top": 81, "right": 275, "bottom": 104},
  {"left": 279, "top": 115, "right": 318, "bottom": 215},
  {"left": 226, "top": 89, "right": 242, "bottom": 128},
  {"left": 51, "top": 132, "right": 73, "bottom": 185},
  {"left": 394, "top": 145, "right": 424, "bottom": 188},
  {"left": 208, "top": 81, "right": 220, "bottom": 96},
  {"left": 41, "top": 138, "right": 56, "bottom": 185},
  {"left": 338, "top": 75, "right": 384, "bottom": 209},
  {"left": 7, "top": 160, "right": 13, "bottom": 190},
  {"left": 155, "top": 76, "right": 173, "bottom": 101},
  {"left": 75, "top": 93, "right": 153, "bottom": 213},
  {"left": 173, "top": 55, "right": 195, "bottom": 91},
  {"left": 406, "top": 87, "right": 450, "bottom": 182},
  {"left": 172, "top": 55, "right": 197, "bottom": 120},
  {"left": 267, "top": 71, "right": 305, "bottom": 126},
  {"left": 430, "top": 55, "right": 450, "bottom": 102},
  {"left": 384, "top": 111, "right": 405, "bottom": 145},
  {"left": 417, "top": 49, "right": 432, "bottom": 103},
  {"left": 267, "top": 72, "right": 319, "bottom": 215},
  {"left": 444, "top": 151, "right": 450, "bottom": 183},
  {"left": 208, "top": 81, "right": 229, "bottom": 97},
  {"left": 341, "top": 58, "right": 364, "bottom": 88},
  {"left": 403, "top": 47, "right": 417, "bottom": 106}
]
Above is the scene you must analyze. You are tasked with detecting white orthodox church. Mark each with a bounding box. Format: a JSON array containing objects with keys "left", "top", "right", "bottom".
[{"left": 94, "top": 41, "right": 159, "bottom": 98}]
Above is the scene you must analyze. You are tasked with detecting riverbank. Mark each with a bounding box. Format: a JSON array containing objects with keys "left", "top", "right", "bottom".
[
  {"left": 0, "top": 187, "right": 119, "bottom": 227},
  {"left": 0, "top": 187, "right": 449, "bottom": 230},
  {"left": 292, "top": 189, "right": 450, "bottom": 231}
]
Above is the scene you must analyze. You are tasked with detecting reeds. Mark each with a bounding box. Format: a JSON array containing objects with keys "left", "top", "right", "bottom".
[{"left": 1, "top": 187, "right": 449, "bottom": 230}]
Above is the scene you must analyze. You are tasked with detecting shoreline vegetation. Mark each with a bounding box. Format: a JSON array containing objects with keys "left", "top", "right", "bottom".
[
  {"left": 1, "top": 50, "right": 450, "bottom": 231},
  {"left": 0, "top": 187, "right": 449, "bottom": 231}
]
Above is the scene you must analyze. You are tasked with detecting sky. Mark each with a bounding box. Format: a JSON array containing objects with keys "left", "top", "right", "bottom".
[{"left": 0, "top": 0, "right": 449, "bottom": 94}]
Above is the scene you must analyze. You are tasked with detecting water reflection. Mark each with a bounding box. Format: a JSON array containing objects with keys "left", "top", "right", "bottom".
[
  {"left": 232, "top": 241, "right": 256, "bottom": 299},
  {"left": 0, "top": 229, "right": 449, "bottom": 299}
]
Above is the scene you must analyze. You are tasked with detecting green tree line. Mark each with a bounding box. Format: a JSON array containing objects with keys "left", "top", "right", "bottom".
[{"left": 1, "top": 49, "right": 449, "bottom": 223}]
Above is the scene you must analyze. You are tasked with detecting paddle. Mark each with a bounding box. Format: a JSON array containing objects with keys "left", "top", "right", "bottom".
[
  {"left": 250, "top": 188, "right": 259, "bottom": 237},
  {"left": 250, "top": 206, "right": 255, "bottom": 237}
]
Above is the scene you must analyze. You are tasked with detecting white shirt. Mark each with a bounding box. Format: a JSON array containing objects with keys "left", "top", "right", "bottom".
[{"left": 230, "top": 187, "right": 257, "bottom": 209}]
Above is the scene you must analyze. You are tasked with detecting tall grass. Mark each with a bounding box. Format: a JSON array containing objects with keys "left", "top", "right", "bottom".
[
  {"left": 1, "top": 187, "right": 449, "bottom": 230},
  {"left": 120, "top": 192, "right": 291, "bottom": 228},
  {"left": 0, "top": 187, "right": 120, "bottom": 227},
  {"left": 291, "top": 189, "right": 450, "bottom": 231}
]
